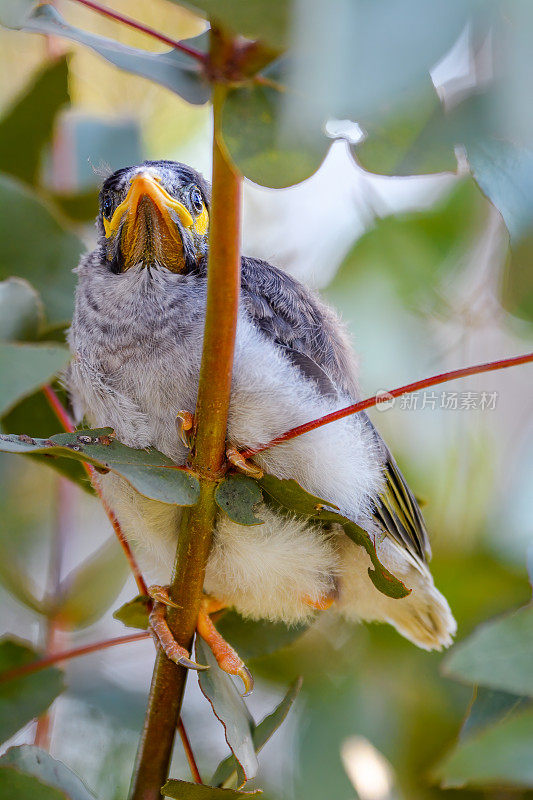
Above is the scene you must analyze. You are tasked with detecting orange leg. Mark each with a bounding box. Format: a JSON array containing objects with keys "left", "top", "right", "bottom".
[
  {"left": 197, "top": 598, "right": 254, "bottom": 696},
  {"left": 302, "top": 587, "right": 338, "bottom": 611},
  {"left": 148, "top": 585, "right": 207, "bottom": 671}
]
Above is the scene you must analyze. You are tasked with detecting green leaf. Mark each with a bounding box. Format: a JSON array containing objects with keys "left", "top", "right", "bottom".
[
  {"left": 57, "top": 537, "right": 130, "bottom": 629},
  {"left": 113, "top": 595, "right": 151, "bottom": 631},
  {"left": 171, "top": 0, "right": 291, "bottom": 50},
  {"left": 0, "top": 557, "right": 48, "bottom": 616},
  {"left": 217, "top": 611, "right": 310, "bottom": 661},
  {"left": 443, "top": 603, "right": 533, "bottom": 697},
  {"left": 1, "top": 386, "right": 92, "bottom": 493},
  {"left": 0, "top": 638, "right": 64, "bottom": 743},
  {"left": 0, "top": 278, "right": 43, "bottom": 342},
  {"left": 49, "top": 188, "right": 100, "bottom": 223},
  {"left": 353, "top": 77, "right": 457, "bottom": 176},
  {"left": 163, "top": 780, "right": 261, "bottom": 799},
  {"left": 0, "top": 56, "right": 69, "bottom": 186},
  {"left": 195, "top": 637, "right": 258, "bottom": 786},
  {"left": 259, "top": 473, "right": 410, "bottom": 599},
  {"left": 212, "top": 677, "right": 302, "bottom": 788},
  {"left": 0, "top": 428, "right": 201, "bottom": 506},
  {"left": 222, "top": 78, "right": 328, "bottom": 188},
  {"left": 0, "top": 746, "right": 97, "bottom": 800},
  {"left": 461, "top": 687, "right": 530, "bottom": 741},
  {"left": 433, "top": 707, "right": 533, "bottom": 789},
  {"left": 215, "top": 475, "right": 263, "bottom": 525},
  {"left": 0, "top": 173, "right": 82, "bottom": 325},
  {"left": 14, "top": 5, "right": 210, "bottom": 106},
  {"left": 0, "top": 342, "right": 70, "bottom": 416},
  {"left": 0, "top": 768, "right": 67, "bottom": 800}
]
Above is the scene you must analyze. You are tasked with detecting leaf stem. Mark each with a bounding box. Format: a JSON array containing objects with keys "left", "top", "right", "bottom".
[
  {"left": 129, "top": 29, "right": 242, "bottom": 800},
  {"left": 0, "top": 631, "right": 150, "bottom": 684},
  {"left": 178, "top": 719, "right": 203, "bottom": 784},
  {"left": 66, "top": 0, "right": 207, "bottom": 62},
  {"left": 42, "top": 384, "right": 148, "bottom": 595},
  {"left": 241, "top": 351, "right": 533, "bottom": 458}
]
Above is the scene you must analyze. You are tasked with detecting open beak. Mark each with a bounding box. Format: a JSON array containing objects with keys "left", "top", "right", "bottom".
[{"left": 103, "top": 172, "right": 194, "bottom": 272}]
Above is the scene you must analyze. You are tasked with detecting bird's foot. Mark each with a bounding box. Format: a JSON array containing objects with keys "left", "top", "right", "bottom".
[
  {"left": 176, "top": 410, "right": 195, "bottom": 448},
  {"left": 148, "top": 585, "right": 208, "bottom": 671},
  {"left": 197, "top": 597, "right": 254, "bottom": 696},
  {"left": 226, "top": 446, "right": 263, "bottom": 479},
  {"left": 303, "top": 588, "right": 338, "bottom": 611}
]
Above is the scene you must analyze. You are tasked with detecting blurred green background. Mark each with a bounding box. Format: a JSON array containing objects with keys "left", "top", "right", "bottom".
[{"left": 0, "top": 2, "right": 532, "bottom": 799}]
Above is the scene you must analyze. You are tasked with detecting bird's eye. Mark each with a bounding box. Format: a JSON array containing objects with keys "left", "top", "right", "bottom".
[
  {"left": 190, "top": 187, "right": 203, "bottom": 214},
  {"left": 102, "top": 196, "right": 113, "bottom": 219}
]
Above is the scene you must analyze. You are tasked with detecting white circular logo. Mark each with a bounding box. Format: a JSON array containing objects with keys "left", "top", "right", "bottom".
[{"left": 374, "top": 390, "right": 395, "bottom": 411}]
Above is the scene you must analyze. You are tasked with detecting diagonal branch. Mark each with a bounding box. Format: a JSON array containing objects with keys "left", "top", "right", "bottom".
[
  {"left": 66, "top": 0, "right": 207, "bottom": 62},
  {"left": 241, "top": 351, "right": 533, "bottom": 458},
  {"left": 43, "top": 384, "right": 148, "bottom": 595}
]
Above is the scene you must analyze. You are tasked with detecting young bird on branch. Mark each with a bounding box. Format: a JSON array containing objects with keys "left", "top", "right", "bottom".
[{"left": 67, "top": 160, "right": 456, "bottom": 687}]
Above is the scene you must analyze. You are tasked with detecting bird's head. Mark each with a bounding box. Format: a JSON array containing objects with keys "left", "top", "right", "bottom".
[{"left": 98, "top": 160, "right": 210, "bottom": 274}]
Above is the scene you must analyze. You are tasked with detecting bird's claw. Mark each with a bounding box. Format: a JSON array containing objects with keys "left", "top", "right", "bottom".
[
  {"left": 176, "top": 410, "right": 195, "bottom": 448},
  {"left": 148, "top": 584, "right": 181, "bottom": 608},
  {"left": 226, "top": 446, "right": 263, "bottom": 479},
  {"left": 148, "top": 584, "right": 208, "bottom": 671},
  {"left": 197, "top": 600, "right": 254, "bottom": 696},
  {"left": 237, "top": 664, "right": 254, "bottom": 697}
]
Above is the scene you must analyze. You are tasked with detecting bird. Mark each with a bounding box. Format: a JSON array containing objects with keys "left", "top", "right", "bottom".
[{"left": 67, "top": 159, "right": 456, "bottom": 689}]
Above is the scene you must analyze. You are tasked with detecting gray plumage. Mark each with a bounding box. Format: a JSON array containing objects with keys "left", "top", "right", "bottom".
[{"left": 67, "top": 160, "right": 456, "bottom": 650}]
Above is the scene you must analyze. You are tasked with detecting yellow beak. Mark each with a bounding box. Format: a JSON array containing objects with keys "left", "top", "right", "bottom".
[{"left": 103, "top": 172, "right": 194, "bottom": 272}]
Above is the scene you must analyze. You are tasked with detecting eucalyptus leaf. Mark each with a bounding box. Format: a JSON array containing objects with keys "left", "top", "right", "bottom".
[
  {"left": 212, "top": 678, "right": 302, "bottom": 788},
  {"left": 163, "top": 780, "right": 261, "bottom": 799},
  {"left": 218, "top": 611, "right": 310, "bottom": 661},
  {"left": 442, "top": 603, "right": 533, "bottom": 697},
  {"left": 0, "top": 638, "right": 64, "bottom": 743},
  {"left": 461, "top": 687, "right": 530, "bottom": 741},
  {"left": 0, "top": 342, "right": 70, "bottom": 416},
  {"left": 171, "top": 0, "right": 290, "bottom": 50},
  {"left": 113, "top": 595, "right": 151, "bottom": 631},
  {"left": 0, "top": 768, "right": 66, "bottom": 800},
  {"left": 0, "top": 56, "right": 69, "bottom": 186},
  {"left": 57, "top": 537, "right": 130, "bottom": 629},
  {"left": 0, "top": 278, "right": 43, "bottom": 342},
  {"left": 259, "top": 474, "right": 409, "bottom": 599},
  {"left": 0, "top": 428, "right": 201, "bottom": 506},
  {"left": 433, "top": 707, "right": 533, "bottom": 789},
  {"left": 215, "top": 475, "right": 263, "bottom": 525},
  {"left": 0, "top": 746, "right": 97, "bottom": 800},
  {"left": 0, "top": 557, "right": 48, "bottom": 616},
  {"left": 13, "top": 5, "right": 210, "bottom": 106},
  {"left": 195, "top": 637, "right": 258, "bottom": 786},
  {"left": 0, "top": 173, "right": 82, "bottom": 325}
]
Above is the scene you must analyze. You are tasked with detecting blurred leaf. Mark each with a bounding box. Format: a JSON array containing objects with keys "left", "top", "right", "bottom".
[
  {"left": 443, "top": 603, "right": 533, "bottom": 697},
  {"left": 14, "top": 5, "right": 210, "bottom": 106},
  {"left": 195, "top": 637, "right": 258, "bottom": 786},
  {"left": 502, "top": 231, "right": 533, "bottom": 322},
  {"left": 172, "top": 0, "right": 290, "bottom": 50},
  {"left": 163, "top": 781, "right": 260, "bottom": 799},
  {"left": 433, "top": 706, "right": 533, "bottom": 789},
  {"left": 57, "top": 537, "right": 130, "bottom": 629},
  {"left": 461, "top": 686, "right": 530, "bottom": 740},
  {"left": 0, "top": 746, "right": 97, "bottom": 800},
  {"left": 58, "top": 115, "right": 142, "bottom": 191},
  {"left": 0, "top": 557, "right": 47, "bottom": 616},
  {"left": 69, "top": 676, "right": 148, "bottom": 731},
  {"left": 353, "top": 78, "right": 456, "bottom": 176},
  {"left": 326, "top": 179, "right": 486, "bottom": 308},
  {"left": 215, "top": 475, "right": 263, "bottom": 525},
  {"left": 222, "top": 76, "right": 328, "bottom": 188},
  {"left": 0, "top": 56, "right": 69, "bottom": 186},
  {"left": 0, "top": 278, "right": 43, "bottom": 341},
  {"left": 0, "top": 342, "right": 70, "bottom": 416},
  {"left": 212, "top": 677, "right": 302, "bottom": 787},
  {"left": 0, "top": 0, "right": 35, "bottom": 27},
  {"left": 0, "top": 768, "right": 66, "bottom": 800},
  {"left": 1, "top": 387, "right": 92, "bottom": 492},
  {"left": 260, "top": 473, "right": 410, "bottom": 598},
  {"left": 218, "top": 611, "right": 310, "bottom": 661},
  {"left": 49, "top": 188, "right": 100, "bottom": 223},
  {"left": 0, "top": 638, "right": 64, "bottom": 743},
  {"left": 0, "top": 428, "right": 201, "bottom": 506},
  {"left": 113, "top": 595, "right": 151, "bottom": 631},
  {"left": 0, "top": 173, "right": 82, "bottom": 325}
]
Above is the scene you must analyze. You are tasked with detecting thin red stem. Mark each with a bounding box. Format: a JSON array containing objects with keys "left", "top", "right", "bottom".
[
  {"left": 241, "top": 352, "right": 533, "bottom": 458},
  {"left": 178, "top": 719, "right": 203, "bottom": 784},
  {"left": 42, "top": 384, "right": 148, "bottom": 595},
  {"left": 66, "top": 0, "right": 207, "bottom": 62},
  {"left": 0, "top": 631, "right": 150, "bottom": 684}
]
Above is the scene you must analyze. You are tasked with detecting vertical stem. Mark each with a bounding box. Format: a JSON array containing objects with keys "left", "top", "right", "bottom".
[{"left": 129, "top": 31, "right": 242, "bottom": 800}]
